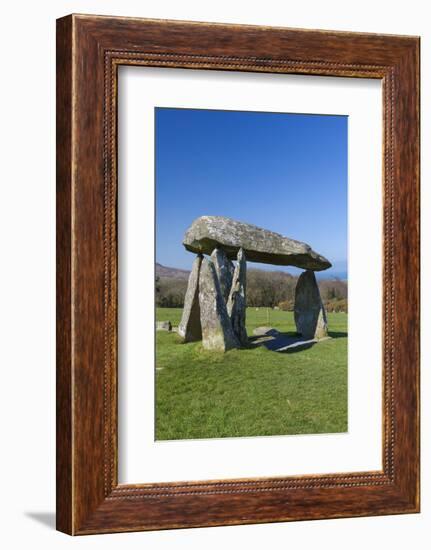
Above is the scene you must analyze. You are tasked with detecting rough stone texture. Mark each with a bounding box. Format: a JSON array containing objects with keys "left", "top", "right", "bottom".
[
  {"left": 198, "top": 258, "right": 240, "bottom": 352},
  {"left": 183, "top": 215, "right": 331, "bottom": 271},
  {"left": 226, "top": 248, "right": 248, "bottom": 345},
  {"left": 156, "top": 320, "right": 172, "bottom": 331},
  {"left": 178, "top": 255, "right": 202, "bottom": 342},
  {"left": 294, "top": 270, "right": 328, "bottom": 339},
  {"left": 210, "top": 248, "right": 234, "bottom": 302},
  {"left": 252, "top": 326, "right": 280, "bottom": 337}
]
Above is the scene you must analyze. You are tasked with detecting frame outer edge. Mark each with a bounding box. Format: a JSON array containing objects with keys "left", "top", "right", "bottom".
[
  {"left": 56, "top": 14, "right": 421, "bottom": 535},
  {"left": 392, "top": 39, "right": 420, "bottom": 510},
  {"left": 56, "top": 14, "right": 74, "bottom": 535}
]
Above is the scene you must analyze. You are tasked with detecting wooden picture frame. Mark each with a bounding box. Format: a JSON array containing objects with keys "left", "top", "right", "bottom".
[{"left": 56, "top": 14, "right": 420, "bottom": 535}]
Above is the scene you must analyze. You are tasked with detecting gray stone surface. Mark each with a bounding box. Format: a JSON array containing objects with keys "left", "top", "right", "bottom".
[
  {"left": 226, "top": 248, "right": 248, "bottom": 345},
  {"left": 156, "top": 320, "right": 172, "bottom": 331},
  {"left": 252, "top": 326, "right": 280, "bottom": 337},
  {"left": 178, "top": 255, "right": 202, "bottom": 342},
  {"left": 294, "top": 270, "right": 328, "bottom": 339},
  {"left": 183, "top": 216, "right": 331, "bottom": 271},
  {"left": 210, "top": 248, "right": 234, "bottom": 302},
  {"left": 198, "top": 258, "right": 240, "bottom": 352}
]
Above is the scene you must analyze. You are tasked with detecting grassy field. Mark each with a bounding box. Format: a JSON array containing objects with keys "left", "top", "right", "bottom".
[{"left": 155, "top": 307, "right": 348, "bottom": 440}]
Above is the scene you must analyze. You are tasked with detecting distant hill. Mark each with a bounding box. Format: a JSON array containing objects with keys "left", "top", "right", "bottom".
[
  {"left": 248, "top": 267, "right": 295, "bottom": 280},
  {"left": 156, "top": 262, "right": 190, "bottom": 280},
  {"left": 315, "top": 270, "right": 348, "bottom": 281},
  {"left": 156, "top": 262, "right": 298, "bottom": 281}
]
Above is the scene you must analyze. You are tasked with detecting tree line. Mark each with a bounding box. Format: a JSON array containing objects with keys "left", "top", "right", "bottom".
[{"left": 156, "top": 269, "right": 348, "bottom": 312}]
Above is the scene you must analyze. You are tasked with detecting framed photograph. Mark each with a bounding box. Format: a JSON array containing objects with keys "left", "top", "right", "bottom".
[{"left": 56, "top": 14, "right": 420, "bottom": 535}]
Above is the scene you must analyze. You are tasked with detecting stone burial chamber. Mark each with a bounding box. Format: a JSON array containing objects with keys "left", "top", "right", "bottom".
[{"left": 178, "top": 216, "right": 331, "bottom": 352}]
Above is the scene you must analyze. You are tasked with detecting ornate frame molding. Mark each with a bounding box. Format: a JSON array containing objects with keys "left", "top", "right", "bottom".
[{"left": 57, "top": 15, "right": 419, "bottom": 534}]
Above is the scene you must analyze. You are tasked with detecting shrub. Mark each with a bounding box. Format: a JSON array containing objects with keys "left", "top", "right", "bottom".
[
  {"left": 324, "top": 298, "right": 348, "bottom": 313},
  {"left": 278, "top": 300, "right": 294, "bottom": 311}
]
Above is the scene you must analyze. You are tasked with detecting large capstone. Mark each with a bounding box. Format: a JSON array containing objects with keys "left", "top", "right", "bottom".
[
  {"left": 210, "top": 248, "right": 234, "bottom": 302},
  {"left": 294, "top": 270, "right": 328, "bottom": 339},
  {"left": 183, "top": 215, "right": 331, "bottom": 271},
  {"left": 227, "top": 248, "right": 248, "bottom": 345},
  {"left": 178, "top": 255, "right": 202, "bottom": 342},
  {"left": 198, "top": 258, "right": 240, "bottom": 352}
]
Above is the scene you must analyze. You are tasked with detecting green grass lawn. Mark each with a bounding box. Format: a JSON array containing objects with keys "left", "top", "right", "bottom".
[{"left": 155, "top": 307, "right": 348, "bottom": 440}]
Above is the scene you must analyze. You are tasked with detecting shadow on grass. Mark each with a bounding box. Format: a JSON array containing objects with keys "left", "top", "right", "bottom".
[
  {"left": 248, "top": 330, "right": 298, "bottom": 344},
  {"left": 328, "top": 331, "right": 348, "bottom": 339},
  {"left": 248, "top": 330, "right": 348, "bottom": 354}
]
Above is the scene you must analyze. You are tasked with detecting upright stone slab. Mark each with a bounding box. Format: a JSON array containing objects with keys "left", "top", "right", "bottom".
[
  {"left": 199, "top": 258, "right": 240, "bottom": 352},
  {"left": 210, "top": 248, "right": 234, "bottom": 302},
  {"left": 227, "top": 248, "right": 248, "bottom": 346},
  {"left": 294, "top": 270, "right": 328, "bottom": 339},
  {"left": 178, "top": 255, "right": 202, "bottom": 342}
]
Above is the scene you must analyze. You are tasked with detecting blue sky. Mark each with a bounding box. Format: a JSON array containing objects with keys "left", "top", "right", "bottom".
[{"left": 155, "top": 108, "right": 347, "bottom": 278}]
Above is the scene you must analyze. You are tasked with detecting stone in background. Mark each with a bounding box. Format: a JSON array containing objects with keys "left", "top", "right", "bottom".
[
  {"left": 211, "top": 247, "right": 234, "bottom": 302},
  {"left": 227, "top": 248, "right": 248, "bottom": 345}
]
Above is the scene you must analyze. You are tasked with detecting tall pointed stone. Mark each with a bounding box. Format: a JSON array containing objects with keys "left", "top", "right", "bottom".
[
  {"left": 294, "top": 270, "right": 328, "bottom": 339},
  {"left": 178, "top": 255, "right": 202, "bottom": 342},
  {"left": 211, "top": 248, "right": 234, "bottom": 302},
  {"left": 199, "top": 258, "right": 240, "bottom": 352},
  {"left": 227, "top": 248, "right": 248, "bottom": 346}
]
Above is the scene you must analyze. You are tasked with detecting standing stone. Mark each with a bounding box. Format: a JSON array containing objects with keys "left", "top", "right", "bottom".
[
  {"left": 294, "top": 270, "right": 328, "bottom": 339},
  {"left": 211, "top": 248, "right": 234, "bottom": 302},
  {"left": 178, "top": 255, "right": 202, "bottom": 342},
  {"left": 227, "top": 248, "right": 248, "bottom": 346},
  {"left": 199, "top": 258, "right": 240, "bottom": 352}
]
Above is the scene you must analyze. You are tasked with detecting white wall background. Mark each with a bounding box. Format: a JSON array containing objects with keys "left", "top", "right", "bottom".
[{"left": 0, "top": 1, "right": 428, "bottom": 548}]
